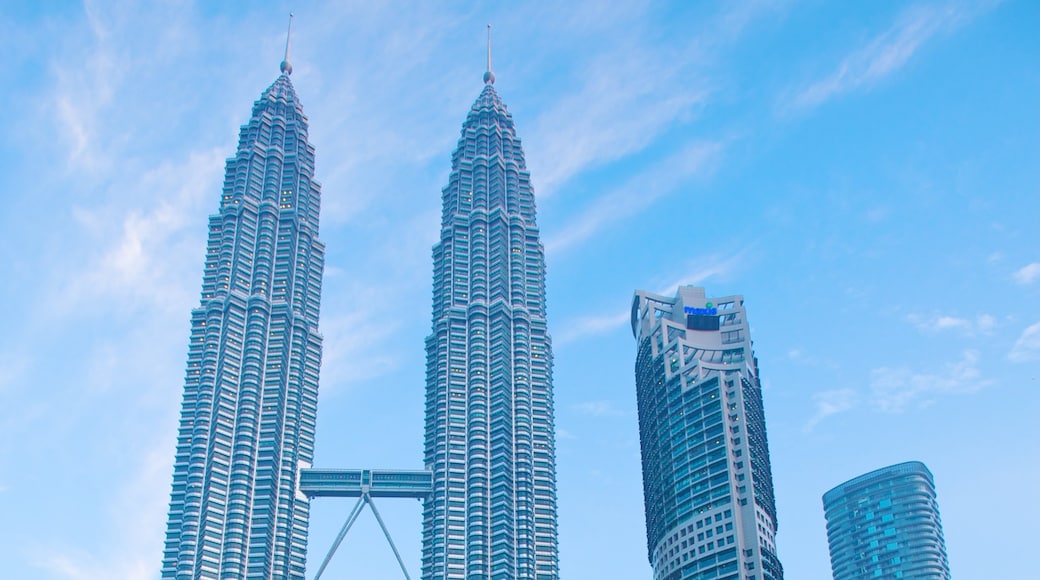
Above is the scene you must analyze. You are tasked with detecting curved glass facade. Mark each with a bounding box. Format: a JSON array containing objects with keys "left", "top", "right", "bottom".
[
  {"left": 422, "top": 75, "right": 557, "bottom": 579},
  {"left": 823, "top": 461, "right": 950, "bottom": 580},
  {"left": 632, "top": 286, "right": 782, "bottom": 580},
  {"left": 161, "top": 69, "right": 324, "bottom": 579}
]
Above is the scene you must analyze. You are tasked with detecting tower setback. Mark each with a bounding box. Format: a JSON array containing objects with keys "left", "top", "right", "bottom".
[{"left": 161, "top": 45, "right": 325, "bottom": 579}]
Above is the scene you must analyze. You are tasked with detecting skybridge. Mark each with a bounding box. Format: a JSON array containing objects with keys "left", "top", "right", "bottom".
[
  {"left": 300, "top": 468, "right": 432, "bottom": 499},
  {"left": 300, "top": 468, "right": 432, "bottom": 580}
]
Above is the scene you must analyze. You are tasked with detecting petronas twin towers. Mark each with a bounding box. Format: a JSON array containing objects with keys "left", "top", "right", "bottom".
[{"left": 161, "top": 25, "right": 557, "bottom": 580}]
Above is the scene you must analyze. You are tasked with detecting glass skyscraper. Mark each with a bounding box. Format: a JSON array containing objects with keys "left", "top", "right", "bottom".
[
  {"left": 632, "top": 286, "right": 783, "bottom": 580},
  {"left": 160, "top": 48, "right": 325, "bottom": 579},
  {"left": 823, "top": 461, "right": 950, "bottom": 580},
  {"left": 422, "top": 62, "right": 559, "bottom": 579}
]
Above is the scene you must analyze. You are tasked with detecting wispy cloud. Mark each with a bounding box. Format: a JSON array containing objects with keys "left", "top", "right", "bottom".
[
  {"left": 554, "top": 312, "right": 632, "bottom": 346},
  {"left": 654, "top": 251, "right": 750, "bottom": 298},
  {"left": 572, "top": 400, "right": 627, "bottom": 417},
  {"left": 870, "top": 349, "right": 990, "bottom": 412},
  {"left": 524, "top": 1, "right": 782, "bottom": 199},
  {"left": 318, "top": 208, "right": 440, "bottom": 391},
  {"left": 1013, "top": 262, "right": 1040, "bottom": 285},
  {"left": 529, "top": 62, "right": 710, "bottom": 199},
  {"left": 319, "top": 306, "right": 404, "bottom": 390},
  {"left": 0, "top": 351, "right": 30, "bottom": 394},
  {"left": 905, "top": 312, "right": 996, "bottom": 335},
  {"left": 781, "top": 1, "right": 994, "bottom": 112},
  {"left": 49, "top": 2, "right": 120, "bottom": 171},
  {"left": 555, "top": 427, "right": 577, "bottom": 441},
  {"left": 33, "top": 437, "right": 173, "bottom": 580},
  {"left": 805, "top": 388, "right": 860, "bottom": 431},
  {"left": 544, "top": 140, "right": 724, "bottom": 254},
  {"left": 786, "top": 347, "right": 839, "bottom": 370},
  {"left": 55, "top": 149, "right": 224, "bottom": 318},
  {"left": 1009, "top": 321, "right": 1040, "bottom": 362}
]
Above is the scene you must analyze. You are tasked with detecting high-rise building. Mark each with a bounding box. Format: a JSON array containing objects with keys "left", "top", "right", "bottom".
[
  {"left": 161, "top": 29, "right": 325, "bottom": 579},
  {"left": 422, "top": 54, "right": 559, "bottom": 579},
  {"left": 632, "top": 286, "right": 783, "bottom": 580},
  {"left": 822, "top": 461, "right": 950, "bottom": 580}
]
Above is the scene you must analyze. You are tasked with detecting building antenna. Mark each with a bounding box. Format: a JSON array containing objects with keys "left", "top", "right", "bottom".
[
  {"left": 483, "top": 24, "right": 495, "bottom": 85},
  {"left": 280, "top": 12, "right": 294, "bottom": 76}
]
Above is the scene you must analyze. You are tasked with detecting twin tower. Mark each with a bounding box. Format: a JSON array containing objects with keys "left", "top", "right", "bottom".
[{"left": 159, "top": 25, "right": 559, "bottom": 580}]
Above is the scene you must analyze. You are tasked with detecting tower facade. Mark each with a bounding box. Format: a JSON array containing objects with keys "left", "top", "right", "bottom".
[
  {"left": 422, "top": 68, "right": 558, "bottom": 579},
  {"left": 632, "top": 286, "right": 783, "bottom": 580},
  {"left": 160, "top": 53, "right": 325, "bottom": 578},
  {"left": 823, "top": 461, "right": 950, "bottom": 580}
]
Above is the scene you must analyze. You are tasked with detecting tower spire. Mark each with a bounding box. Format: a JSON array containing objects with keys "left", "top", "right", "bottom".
[
  {"left": 483, "top": 24, "right": 495, "bottom": 85},
  {"left": 280, "top": 12, "right": 294, "bottom": 76}
]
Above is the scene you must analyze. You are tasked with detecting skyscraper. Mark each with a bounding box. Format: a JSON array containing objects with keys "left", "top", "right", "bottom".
[
  {"left": 822, "top": 461, "right": 950, "bottom": 580},
  {"left": 161, "top": 26, "right": 325, "bottom": 579},
  {"left": 422, "top": 49, "right": 558, "bottom": 579},
  {"left": 632, "top": 286, "right": 783, "bottom": 580}
]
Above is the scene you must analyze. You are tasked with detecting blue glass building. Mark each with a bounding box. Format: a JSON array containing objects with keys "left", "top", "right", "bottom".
[
  {"left": 823, "top": 461, "right": 950, "bottom": 580},
  {"left": 632, "top": 286, "right": 783, "bottom": 580},
  {"left": 422, "top": 64, "right": 558, "bottom": 579},
  {"left": 160, "top": 51, "right": 325, "bottom": 579}
]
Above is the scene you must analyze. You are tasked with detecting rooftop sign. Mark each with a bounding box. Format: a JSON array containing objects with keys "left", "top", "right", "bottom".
[{"left": 684, "top": 302, "right": 717, "bottom": 316}]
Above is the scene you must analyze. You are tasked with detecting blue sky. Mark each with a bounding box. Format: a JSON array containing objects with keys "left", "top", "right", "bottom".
[{"left": 0, "top": 0, "right": 1037, "bottom": 578}]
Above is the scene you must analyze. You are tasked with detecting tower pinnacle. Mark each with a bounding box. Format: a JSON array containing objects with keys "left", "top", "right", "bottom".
[
  {"left": 280, "top": 13, "right": 294, "bottom": 76},
  {"left": 483, "top": 24, "right": 495, "bottom": 85}
]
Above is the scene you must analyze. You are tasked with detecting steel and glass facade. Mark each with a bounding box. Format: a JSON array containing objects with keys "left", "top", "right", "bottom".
[
  {"left": 823, "top": 461, "right": 950, "bottom": 580},
  {"left": 632, "top": 286, "right": 783, "bottom": 580},
  {"left": 422, "top": 71, "right": 558, "bottom": 579},
  {"left": 161, "top": 64, "right": 324, "bottom": 579}
]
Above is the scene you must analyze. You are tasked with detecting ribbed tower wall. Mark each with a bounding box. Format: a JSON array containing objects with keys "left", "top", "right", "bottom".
[
  {"left": 161, "top": 71, "right": 324, "bottom": 580},
  {"left": 423, "top": 79, "right": 558, "bottom": 580},
  {"left": 823, "top": 461, "right": 950, "bottom": 580}
]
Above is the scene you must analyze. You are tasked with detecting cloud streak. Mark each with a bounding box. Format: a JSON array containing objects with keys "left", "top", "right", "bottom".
[
  {"left": 572, "top": 400, "right": 627, "bottom": 417},
  {"left": 528, "top": 60, "right": 710, "bottom": 200},
  {"left": 544, "top": 141, "right": 724, "bottom": 255},
  {"left": 1013, "top": 262, "right": 1040, "bottom": 285},
  {"left": 1009, "top": 321, "right": 1040, "bottom": 362},
  {"left": 554, "top": 312, "right": 632, "bottom": 346},
  {"left": 782, "top": 1, "right": 993, "bottom": 112},
  {"left": 56, "top": 149, "right": 224, "bottom": 319},
  {"left": 870, "top": 349, "right": 989, "bottom": 412},
  {"left": 905, "top": 312, "right": 996, "bottom": 335},
  {"left": 809, "top": 349, "right": 993, "bottom": 427},
  {"left": 805, "top": 388, "right": 860, "bottom": 431},
  {"left": 32, "top": 435, "right": 173, "bottom": 580}
]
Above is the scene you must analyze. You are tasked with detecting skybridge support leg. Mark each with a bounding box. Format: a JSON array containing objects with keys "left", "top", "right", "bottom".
[
  {"left": 368, "top": 495, "right": 412, "bottom": 580},
  {"left": 313, "top": 495, "right": 366, "bottom": 580}
]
